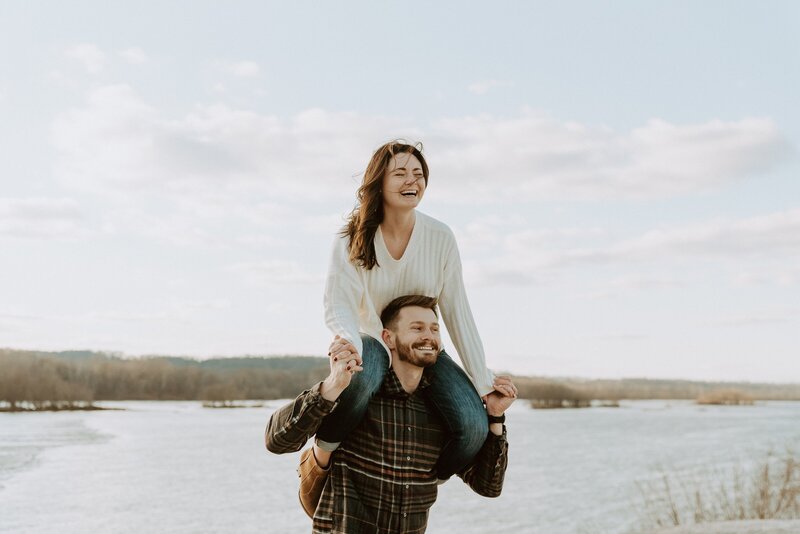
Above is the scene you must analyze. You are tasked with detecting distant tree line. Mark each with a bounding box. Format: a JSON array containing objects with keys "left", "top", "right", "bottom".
[
  {"left": 0, "top": 352, "right": 95, "bottom": 410},
  {"left": 0, "top": 349, "right": 328, "bottom": 410},
  {"left": 511, "top": 375, "right": 800, "bottom": 403},
  {"left": 2, "top": 348, "right": 799, "bottom": 411}
]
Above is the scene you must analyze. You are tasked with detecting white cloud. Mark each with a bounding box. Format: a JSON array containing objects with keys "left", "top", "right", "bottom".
[
  {"left": 119, "top": 47, "right": 148, "bottom": 64},
  {"left": 227, "top": 260, "right": 323, "bottom": 286},
  {"left": 463, "top": 263, "right": 547, "bottom": 287},
  {"left": 601, "top": 208, "right": 800, "bottom": 262},
  {"left": 503, "top": 226, "right": 607, "bottom": 249},
  {"left": 234, "top": 234, "right": 282, "bottom": 248},
  {"left": 705, "top": 310, "right": 798, "bottom": 328},
  {"left": 465, "top": 208, "right": 800, "bottom": 285},
  {"left": 64, "top": 43, "right": 106, "bottom": 73},
  {"left": 51, "top": 85, "right": 416, "bottom": 200},
  {"left": 0, "top": 197, "right": 86, "bottom": 240},
  {"left": 607, "top": 274, "right": 684, "bottom": 291},
  {"left": 90, "top": 299, "right": 232, "bottom": 323},
  {"left": 577, "top": 274, "right": 686, "bottom": 300},
  {"left": 116, "top": 208, "right": 227, "bottom": 248},
  {"left": 50, "top": 86, "right": 789, "bottom": 206},
  {"left": 732, "top": 267, "right": 800, "bottom": 287},
  {"left": 454, "top": 215, "right": 602, "bottom": 257},
  {"left": 221, "top": 60, "right": 261, "bottom": 77},
  {"left": 467, "top": 79, "right": 513, "bottom": 95},
  {"left": 428, "top": 112, "right": 790, "bottom": 201}
]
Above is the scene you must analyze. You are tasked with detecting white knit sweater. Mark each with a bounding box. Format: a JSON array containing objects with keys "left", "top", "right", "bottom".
[{"left": 324, "top": 211, "right": 494, "bottom": 397}]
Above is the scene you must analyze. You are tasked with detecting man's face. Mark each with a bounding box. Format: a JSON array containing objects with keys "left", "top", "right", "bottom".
[{"left": 390, "top": 306, "right": 441, "bottom": 368}]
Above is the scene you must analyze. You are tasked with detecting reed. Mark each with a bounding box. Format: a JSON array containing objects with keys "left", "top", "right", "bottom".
[
  {"left": 636, "top": 448, "right": 800, "bottom": 529},
  {"left": 697, "top": 389, "right": 755, "bottom": 406}
]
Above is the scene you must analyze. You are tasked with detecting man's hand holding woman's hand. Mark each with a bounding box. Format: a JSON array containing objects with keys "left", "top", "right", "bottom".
[
  {"left": 483, "top": 376, "right": 518, "bottom": 435},
  {"left": 320, "top": 335, "right": 363, "bottom": 402},
  {"left": 487, "top": 375, "right": 518, "bottom": 414}
]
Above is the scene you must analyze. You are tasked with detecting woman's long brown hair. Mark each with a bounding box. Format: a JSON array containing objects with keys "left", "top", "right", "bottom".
[{"left": 341, "top": 140, "right": 429, "bottom": 270}]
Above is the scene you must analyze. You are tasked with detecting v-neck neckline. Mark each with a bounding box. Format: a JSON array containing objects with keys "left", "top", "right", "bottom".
[{"left": 377, "top": 213, "right": 420, "bottom": 264}]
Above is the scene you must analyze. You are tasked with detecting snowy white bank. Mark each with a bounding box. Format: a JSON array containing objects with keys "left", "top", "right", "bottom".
[{"left": 652, "top": 520, "right": 800, "bottom": 534}]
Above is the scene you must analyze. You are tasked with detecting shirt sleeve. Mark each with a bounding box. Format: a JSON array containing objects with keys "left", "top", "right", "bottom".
[
  {"left": 323, "top": 234, "right": 365, "bottom": 358},
  {"left": 457, "top": 427, "right": 509, "bottom": 497},
  {"left": 264, "top": 382, "right": 338, "bottom": 454},
  {"left": 439, "top": 233, "right": 495, "bottom": 397}
]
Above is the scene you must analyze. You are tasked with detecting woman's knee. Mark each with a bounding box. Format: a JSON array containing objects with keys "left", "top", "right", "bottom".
[
  {"left": 359, "top": 334, "right": 389, "bottom": 373},
  {"left": 341, "top": 335, "right": 387, "bottom": 402},
  {"left": 454, "top": 406, "right": 490, "bottom": 453}
]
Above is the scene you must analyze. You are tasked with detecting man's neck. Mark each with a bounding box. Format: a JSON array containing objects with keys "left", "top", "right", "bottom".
[{"left": 391, "top": 359, "right": 424, "bottom": 394}]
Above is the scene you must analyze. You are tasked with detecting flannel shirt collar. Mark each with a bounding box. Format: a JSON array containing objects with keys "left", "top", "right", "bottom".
[{"left": 383, "top": 366, "right": 435, "bottom": 399}]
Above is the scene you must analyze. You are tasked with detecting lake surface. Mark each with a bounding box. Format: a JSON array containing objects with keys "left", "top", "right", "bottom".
[{"left": 1, "top": 400, "right": 798, "bottom": 534}]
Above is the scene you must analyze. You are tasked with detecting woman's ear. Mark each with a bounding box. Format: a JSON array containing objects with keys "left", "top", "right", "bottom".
[{"left": 381, "top": 328, "right": 395, "bottom": 349}]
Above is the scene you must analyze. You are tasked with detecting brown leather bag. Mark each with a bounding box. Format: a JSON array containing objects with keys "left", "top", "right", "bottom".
[{"left": 297, "top": 447, "right": 329, "bottom": 518}]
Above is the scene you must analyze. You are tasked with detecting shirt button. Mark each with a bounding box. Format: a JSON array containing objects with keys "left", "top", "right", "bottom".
[
  {"left": 406, "top": 455, "right": 411, "bottom": 461},
  {"left": 407, "top": 426, "right": 411, "bottom": 431},
  {"left": 405, "top": 484, "right": 409, "bottom": 489},
  {"left": 403, "top": 512, "right": 407, "bottom": 518}
]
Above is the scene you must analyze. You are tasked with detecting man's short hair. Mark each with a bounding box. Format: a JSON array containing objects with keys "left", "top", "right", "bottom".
[{"left": 380, "top": 295, "right": 439, "bottom": 331}]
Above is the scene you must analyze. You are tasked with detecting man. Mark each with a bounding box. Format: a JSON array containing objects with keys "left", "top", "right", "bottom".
[{"left": 265, "top": 295, "right": 517, "bottom": 534}]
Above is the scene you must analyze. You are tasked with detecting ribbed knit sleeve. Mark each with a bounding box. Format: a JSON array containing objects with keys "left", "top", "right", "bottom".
[
  {"left": 439, "top": 233, "right": 495, "bottom": 397},
  {"left": 323, "top": 235, "right": 365, "bottom": 358}
]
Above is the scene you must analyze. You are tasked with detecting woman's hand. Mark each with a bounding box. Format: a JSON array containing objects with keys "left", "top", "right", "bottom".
[
  {"left": 328, "top": 335, "right": 363, "bottom": 367},
  {"left": 483, "top": 375, "right": 518, "bottom": 416},
  {"left": 320, "top": 335, "right": 363, "bottom": 401}
]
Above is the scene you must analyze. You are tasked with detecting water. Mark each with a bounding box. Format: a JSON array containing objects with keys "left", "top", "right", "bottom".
[{"left": 0, "top": 400, "right": 798, "bottom": 534}]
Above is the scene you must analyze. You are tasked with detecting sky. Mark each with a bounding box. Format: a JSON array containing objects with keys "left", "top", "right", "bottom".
[{"left": 1, "top": 1, "right": 798, "bottom": 382}]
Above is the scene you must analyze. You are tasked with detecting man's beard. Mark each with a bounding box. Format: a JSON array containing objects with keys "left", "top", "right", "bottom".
[{"left": 396, "top": 339, "right": 440, "bottom": 367}]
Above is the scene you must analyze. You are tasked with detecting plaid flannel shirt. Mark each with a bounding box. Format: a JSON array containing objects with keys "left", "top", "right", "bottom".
[{"left": 265, "top": 368, "right": 509, "bottom": 534}]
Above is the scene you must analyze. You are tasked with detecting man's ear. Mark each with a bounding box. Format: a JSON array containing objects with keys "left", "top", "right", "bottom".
[{"left": 381, "top": 328, "right": 395, "bottom": 349}]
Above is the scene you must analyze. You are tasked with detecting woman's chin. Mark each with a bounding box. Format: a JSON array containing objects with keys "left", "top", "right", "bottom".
[{"left": 386, "top": 201, "right": 419, "bottom": 212}]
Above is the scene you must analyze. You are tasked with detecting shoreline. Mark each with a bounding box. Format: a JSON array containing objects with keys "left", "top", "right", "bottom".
[
  {"left": 0, "top": 404, "right": 121, "bottom": 413},
  {"left": 652, "top": 520, "right": 800, "bottom": 534}
]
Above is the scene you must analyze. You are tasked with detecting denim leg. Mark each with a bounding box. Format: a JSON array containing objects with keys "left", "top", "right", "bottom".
[
  {"left": 315, "top": 334, "right": 389, "bottom": 447},
  {"left": 425, "top": 350, "right": 489, "bottom": 479}
]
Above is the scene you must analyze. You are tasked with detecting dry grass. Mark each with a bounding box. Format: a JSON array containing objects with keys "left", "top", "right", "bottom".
[
  {"left": 636, "top": 448, "right": 800, "bottom": 529},
  {"left": 697, "top": 389, "right": 755, "bottom": 406}
]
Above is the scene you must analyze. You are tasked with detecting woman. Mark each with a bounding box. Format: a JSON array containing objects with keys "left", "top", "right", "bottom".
[{"left": 314, "top": 140, "right": 499, "bottom": 481}]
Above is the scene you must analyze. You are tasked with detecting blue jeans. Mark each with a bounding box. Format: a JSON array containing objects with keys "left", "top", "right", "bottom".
[{"left": 315, "top": 334, "right": 488, "bottom": 480}]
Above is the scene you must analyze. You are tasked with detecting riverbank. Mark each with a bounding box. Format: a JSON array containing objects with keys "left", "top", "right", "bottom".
[
  {"left": 652, "top": 520, "right": 800, "bottom": 533},
  {"left": 0, "top": 399, "right": 122, "bottom": 412},
  {"left": 0, "top": 404, "right": 116, "bottom": 412}
]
